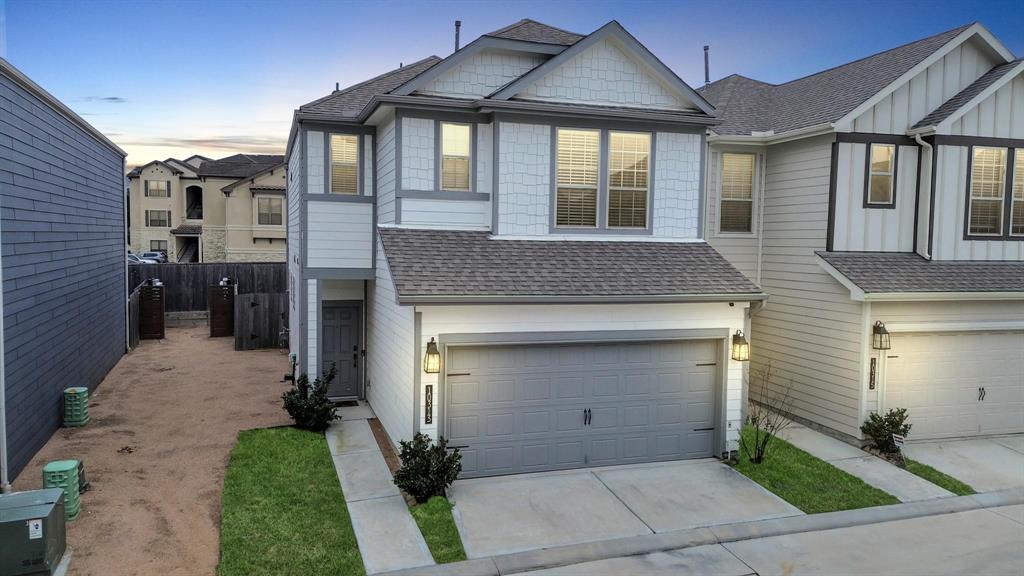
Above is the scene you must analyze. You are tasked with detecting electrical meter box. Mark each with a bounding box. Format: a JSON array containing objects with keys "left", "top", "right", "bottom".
[{"left": 0, "top": 488, "right": 66, "bottom": 575}]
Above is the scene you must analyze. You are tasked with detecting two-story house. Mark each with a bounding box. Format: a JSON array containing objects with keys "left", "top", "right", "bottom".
[
  {"left": 699, "top": 22, "right": 1023, "bottom": 442},
  {"left": 127, "top": 153, "right": 287, "bottom": 262},
  {"left": 287, "top": 20, "right": 767, "bottom": 477}
]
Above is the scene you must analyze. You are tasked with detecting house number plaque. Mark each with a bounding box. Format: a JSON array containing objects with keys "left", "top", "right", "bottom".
[
  {"left": 424, "top": 385, "right": 433, "bottom": 424},
  {"left": 869, "top": 357, "right": 876, "bottom": 390}
]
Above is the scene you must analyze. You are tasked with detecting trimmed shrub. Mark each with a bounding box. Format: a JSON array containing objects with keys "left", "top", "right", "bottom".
[
  {"left": 394, "top": 433, "right": 462, "bottom": 503},
  {"left": 282, "top": 364, "right": 338, "bottom": 432},
  {"left": 861, "top": 408, "right": 912, "bottom": 454}
]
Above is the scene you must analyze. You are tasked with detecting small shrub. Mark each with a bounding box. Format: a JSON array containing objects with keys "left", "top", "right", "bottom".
[
  {"left": 742, "top": 362, "right": 794, "bottom": 464},
  {"left": 394, "top": 433, "right": 462, "bottom": 503},
  {"left": 282, "top": 364, "right": 337, "bottom": 431},
  {"left": 861, "top": 408, "right": 912, "bottom": 454}
]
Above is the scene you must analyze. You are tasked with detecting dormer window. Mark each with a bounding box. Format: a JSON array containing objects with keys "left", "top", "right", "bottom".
[
  {"left": 865, "top": 143, "right": 896, "bottom": 208},
  {"left": 440, "top": 122, "right": 472, "bottom": 191}
]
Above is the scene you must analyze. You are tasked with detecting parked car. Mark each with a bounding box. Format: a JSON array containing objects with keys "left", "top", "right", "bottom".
[
  {"left": 140, "top": 251, "right": 167, "bottom": 263},
  {"left": 127, "top": 253, "right": 157, "bottom": 264}
]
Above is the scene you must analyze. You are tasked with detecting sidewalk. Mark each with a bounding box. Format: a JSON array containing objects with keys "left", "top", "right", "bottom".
[
  {"left": 327, "top": 402, "right": 434, "bottom": 574},
  {"left": 778, "top": 423, "right": 953, "bottom": 502}
]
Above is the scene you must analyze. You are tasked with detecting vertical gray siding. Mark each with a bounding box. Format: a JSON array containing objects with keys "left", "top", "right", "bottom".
[
  {"left": 750, "top": 135, "right": 866, "bottom": 439},
  {"left": 0, "top": 73, "right": 126, "bottom": 477}
]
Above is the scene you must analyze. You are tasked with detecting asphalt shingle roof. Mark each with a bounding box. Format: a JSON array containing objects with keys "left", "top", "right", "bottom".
[
  {"left": 484, "top": 19, "right": 584, "bottom": 46},
  {"left": 196, "top": 154, "right": 285, "bottom": 178},
  {"left": 298, "top": 56, "right": 442, "bottom": 119},
  {"left": 378, "top": 228, "right": 763, "bottom": 301},
  {"left": 913, "top": 59, "right": 1023, "bottom": 128},
  {"left": 698, "top": 24, "right": 973, "bottom": 135},
  {"left": 818, "top": 251, "right": 1024, "bottom": 293}
]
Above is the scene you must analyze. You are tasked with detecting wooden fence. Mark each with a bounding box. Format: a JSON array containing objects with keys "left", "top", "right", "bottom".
[
  {"left": 234, "top": 293, "right": 288, "bottom": 350},
  {"left": 128, "top": 262, "right": 286, "bottom": 312}
]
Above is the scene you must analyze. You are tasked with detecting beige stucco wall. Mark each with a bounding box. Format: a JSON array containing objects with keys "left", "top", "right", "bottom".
[
  {"left": 129, "top": 163, "right": 188, "bottom": 259},
  {"left": 224, "top": 168, "right": 287, "bottom": 262}
]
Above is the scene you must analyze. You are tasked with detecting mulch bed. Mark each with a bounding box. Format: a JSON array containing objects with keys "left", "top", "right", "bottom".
[{"left": 367, "top": 417, "right": 418, "bottom": 506}]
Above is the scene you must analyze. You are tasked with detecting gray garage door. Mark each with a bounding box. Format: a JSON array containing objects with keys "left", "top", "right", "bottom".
[{"left": 445, "top": 339, "right": 719, "bottom": 478}]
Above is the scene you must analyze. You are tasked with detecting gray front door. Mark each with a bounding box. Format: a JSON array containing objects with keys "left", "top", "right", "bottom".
[
  {"left": 322, "top": 303, "right": 360, "bottom": 398},
  {"left": 446, "top": 339, "right": 718, "bottom": 478}
]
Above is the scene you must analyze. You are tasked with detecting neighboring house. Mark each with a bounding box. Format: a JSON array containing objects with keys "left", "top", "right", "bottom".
[
  {"left": 0, "top": 58, "right": 127, "bottom": 484},
  {"left": 127, "top": 153, "right": 287, "bottom": 262},
  {"left": 287, "top": 20, "right": 766, "bottom": 478},
  {"left": 699, "top": 23, "right": 1023, "bottom": 442}
]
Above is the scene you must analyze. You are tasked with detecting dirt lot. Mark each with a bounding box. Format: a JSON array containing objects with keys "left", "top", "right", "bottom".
[{"left": 14, "top": 325, "right": 292, "bottom": 576}]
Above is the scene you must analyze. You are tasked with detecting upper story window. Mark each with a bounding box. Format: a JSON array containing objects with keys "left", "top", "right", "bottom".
[
  {"left": 258, "top": 197, "right": 283, "bottom": 225},
  {"left": 145, "top": 180, "right": 168, "bottom": 197},
  {"left": 555, "top": 128, "right": 600, "bottom": 228},
  {"left": 608, "top": 132, "right": 650, "bottom": 228},
  {"left": 1012, "top": 149, "right": 1024, "bottom": 237},
  {"left": 440, "top": 122, "right": 472, "bottom": 191},
  {"left": 720, "top": 152, "right": 755, "bottom": 233},
  {"left": 968, "top": 146, "right": 1008, "bottom": 237},
  {"left": 866, "top": 144, "right": 896, "bottom": 208},
  {"left": 145, "top": 210, "right": 170, "bottom": 227},
  {"left": 330, "top": 134, "right": 359, "bottom": 195}
]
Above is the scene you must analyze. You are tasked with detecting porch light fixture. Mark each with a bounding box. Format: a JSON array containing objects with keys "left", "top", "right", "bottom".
[
  {"left": 872, "top": 321, "right": 891, "bottom": 351},
  {"left": 423, "top": 338, "right": 440, "bottom": 374},
  {"left": 731, "top": 330, "right": 750, "bottom": 362}
]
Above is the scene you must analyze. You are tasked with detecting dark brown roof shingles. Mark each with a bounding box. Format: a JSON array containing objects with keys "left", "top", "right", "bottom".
[
  {"left": 818, "top": 251, "right": 1024, "bottom": 293},
  {"left": 379, "top": 228, "right": 762, "bottom": 300}
]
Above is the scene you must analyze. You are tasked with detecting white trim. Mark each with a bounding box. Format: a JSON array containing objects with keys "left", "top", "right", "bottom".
[
  {"left": 815, "top": 255, "right": 868, "bottom": 301},
  {"left": 864, "top": 291, "right": 1024, "bottom": 302},
  {"left": 933, "top": 61, "right": 1024, "bottom": 133},
  {"left": 707, "top": 123, "right": 834, "bottom": 145},
  {"left": 859, "top": 301, "right": 872, "bottom": 424},
  {"left": 835, "top": 24, "right": 1014, "bottom": 132},
  {"left": 485, "top": 234, "right": 706, "bottom": 243},
  {"left": 882, "top": 320, "right": 1024, "bottom": 333}
]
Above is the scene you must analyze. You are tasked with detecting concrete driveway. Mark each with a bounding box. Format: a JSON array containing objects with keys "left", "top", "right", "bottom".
[
  {"left": 449, "top": 459, "right": 803, "bottom": 558},
  {"left": 904, "top": 435, "right": 1024, "bottom": 492}
]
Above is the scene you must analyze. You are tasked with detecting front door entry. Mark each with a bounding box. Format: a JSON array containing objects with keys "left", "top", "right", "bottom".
[{"left": 322, "top": 303, "right": 360, "bottom": 398}]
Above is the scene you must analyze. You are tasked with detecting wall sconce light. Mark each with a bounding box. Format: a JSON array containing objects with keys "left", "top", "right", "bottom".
[
  {"left": 872, "top": 321, "right": 891, "bottom": 350},
  {"left": 423, "top": 337, "right": 440, "bottom": 374},
  {"left": 731, "top": 330, "right": 750, "bottom": 362}
]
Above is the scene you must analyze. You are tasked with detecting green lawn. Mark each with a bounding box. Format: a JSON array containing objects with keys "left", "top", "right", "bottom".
[
  {"left": 410, "top": 496, "right": 467, "bottom": 564},
  {"left": 218, "top": 427, "right": 364, "bottom": 576},
  {"left": 732, "top": 426, "right": 900, "bottom": 513},
  {"left": 905, "top": 458, "right": 976, "bottom": 496}
]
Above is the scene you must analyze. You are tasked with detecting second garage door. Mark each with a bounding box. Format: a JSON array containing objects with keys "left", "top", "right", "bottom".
[
  {"left": 884, "top": 331, "right": 1024, "bottom": 440},
  {"left": 445, "top": 339, "right": 719, "bottom": 478}
]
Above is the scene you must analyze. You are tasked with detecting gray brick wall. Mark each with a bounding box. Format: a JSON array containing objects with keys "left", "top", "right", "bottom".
[{"left": 0, "top": 73, "right": 126, "bottom": 478}]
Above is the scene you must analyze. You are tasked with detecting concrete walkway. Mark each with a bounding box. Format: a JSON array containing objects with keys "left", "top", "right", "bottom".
[
  {"left": 328, "top": 402, "right": 434, "bottom": 574},
  {"left": 904, "top": 435, "right": 1024, "bottom": 492},
  {"left": 778, "top": 423, "right": 953, "bottom": 502}
]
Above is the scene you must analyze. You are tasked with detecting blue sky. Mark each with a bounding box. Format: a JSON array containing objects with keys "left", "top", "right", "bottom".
[{"left": 4, "top": 0, "right": 1022, "bottom": 167}]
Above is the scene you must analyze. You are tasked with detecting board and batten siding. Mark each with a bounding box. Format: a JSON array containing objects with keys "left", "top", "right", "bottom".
[
  {"left": 931, "top": 144, "right": 1024, "bottom": 260},
  {"left": 306, "top": 201, "right": 374, "bottom": 268},
  {"left": 0, "top": 70, "right": 126, "bottom": 477},
  {"left": 849, "top": 38, "right": 1000, "bottom": 134},
  {"left": 705, "top": 147, "right": 763, "bottom": 282},
  {"left": 751, "top": 135, "right": 866, "bottom": 438},
  {"left": 831, "top": 143, "right": 918, "bottom": 252},
  {"left": 377, "top": 115, "right": 398, "bottom": 224},
  {"left": 416, "top": 302, "right": 749, "bottom": 449},
  {"left": 287, "top": 137, "right": 304, "bottom": 361},
  {"left": 948, "top": 73, "right": 1024, "bottom": 138},
  {"left": 366, "top": 236, "right": 416, "bottom": 446}
]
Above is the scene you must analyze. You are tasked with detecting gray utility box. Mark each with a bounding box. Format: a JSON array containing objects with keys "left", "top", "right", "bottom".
[{"left": 0, "top": 489, "right": 66, "bottom": 575}]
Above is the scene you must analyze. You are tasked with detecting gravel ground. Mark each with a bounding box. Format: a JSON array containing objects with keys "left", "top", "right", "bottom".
[{"left": 14, "top": 325, "right": 292, "bottom": 576}]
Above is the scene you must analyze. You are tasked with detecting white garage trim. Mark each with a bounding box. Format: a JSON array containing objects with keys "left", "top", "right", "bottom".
[
  {"left": 883, "top": 321, "right": 1024, "bottom": 333},
  {"left": 435, "top": 328, "right": 733, "bottom": 469}
]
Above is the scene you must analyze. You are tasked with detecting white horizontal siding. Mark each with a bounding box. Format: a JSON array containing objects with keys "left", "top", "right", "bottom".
[
  {"left": 752, "top": 135, "right": 866, "bottom": 439},
  {"left": 832, "top": 143, "right": 917, "bottom": 252},
  {"left": 399, "top": 198, "right": 490, "bottom": 230},
  {"left": 417, "top": 302, "right": 748, "bottom": 449},
  {"left": 306, "top": 201, "right": 373, "bottom": 268}
]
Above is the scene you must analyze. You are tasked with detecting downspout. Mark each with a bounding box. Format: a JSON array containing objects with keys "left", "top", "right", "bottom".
[{"left": 914, "top": 133, "right": 932, "bottom": 259}]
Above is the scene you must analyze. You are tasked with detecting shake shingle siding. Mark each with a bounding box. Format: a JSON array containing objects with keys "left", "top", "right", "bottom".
[{"left": 0, "top": 72, "right": 126, "bottom": 478}]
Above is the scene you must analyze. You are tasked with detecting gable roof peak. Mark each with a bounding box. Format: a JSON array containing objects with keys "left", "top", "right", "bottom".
[{"left": 484, "top": 18, "right": 585, "bottom": 46}]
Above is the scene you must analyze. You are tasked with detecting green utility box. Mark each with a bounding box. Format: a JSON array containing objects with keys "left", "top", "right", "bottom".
[
  {"left": 0, "top": 488, "right": 66, "bottom": 575},
  {"left": 42, "top": 461, "right": 80, "bottom": 522},
  {"left": 63, "top": 387, "right": 89, "bottom": 427}
]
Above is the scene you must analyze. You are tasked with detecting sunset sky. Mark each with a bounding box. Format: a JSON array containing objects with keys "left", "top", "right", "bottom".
[{"left": 4, "top": 0, "right": 1022, "bottom": 168}]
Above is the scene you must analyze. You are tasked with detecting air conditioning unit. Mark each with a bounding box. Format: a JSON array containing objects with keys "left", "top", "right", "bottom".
[{"left": 0, "top": 488, "right": 66, "bottom": 575}]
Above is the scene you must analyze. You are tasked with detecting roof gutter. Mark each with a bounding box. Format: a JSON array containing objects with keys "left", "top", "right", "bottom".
[
  {"left": 708, "top": 122, "right": 834, "bottom": 145},
  {"left": 861, "top": 291, "right": 1024, "bottom": 302},
  {"left": 398, "top": 292, "right": 769, "bottom": 305}
]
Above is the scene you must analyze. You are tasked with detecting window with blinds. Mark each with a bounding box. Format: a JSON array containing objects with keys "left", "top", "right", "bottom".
[
  {"left": 330, "top": 134, "right": 359, "bottom": 194},
  {"left": 1013, "top": 149, "right": 1024, "bottom": 237},
  {"left": 968, "top": 147, "right": 1006, "bottom": 236},
  {"left": 258, "top": 197, "right": 283, "bottom": 225},
  {"left": 556, "top": 128, "right": 599, "bottom": 227},
  {"left": 720, "top": 153, "right": 755, "bottom": 233},
  {"left": 867, "top": 144, "right": 896, "bottom": 206},
  {"left": 146, "top": 180, "right": 168, "bottom": 197},
  {"left": 441, "top": 122, "right": 471, "bottom": 191},
  {"left": 145, "top": 210, "right": 170, "bottom": 227},
  {"left": 608, "top": 132, "right": 649, "bottom": 228}
]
